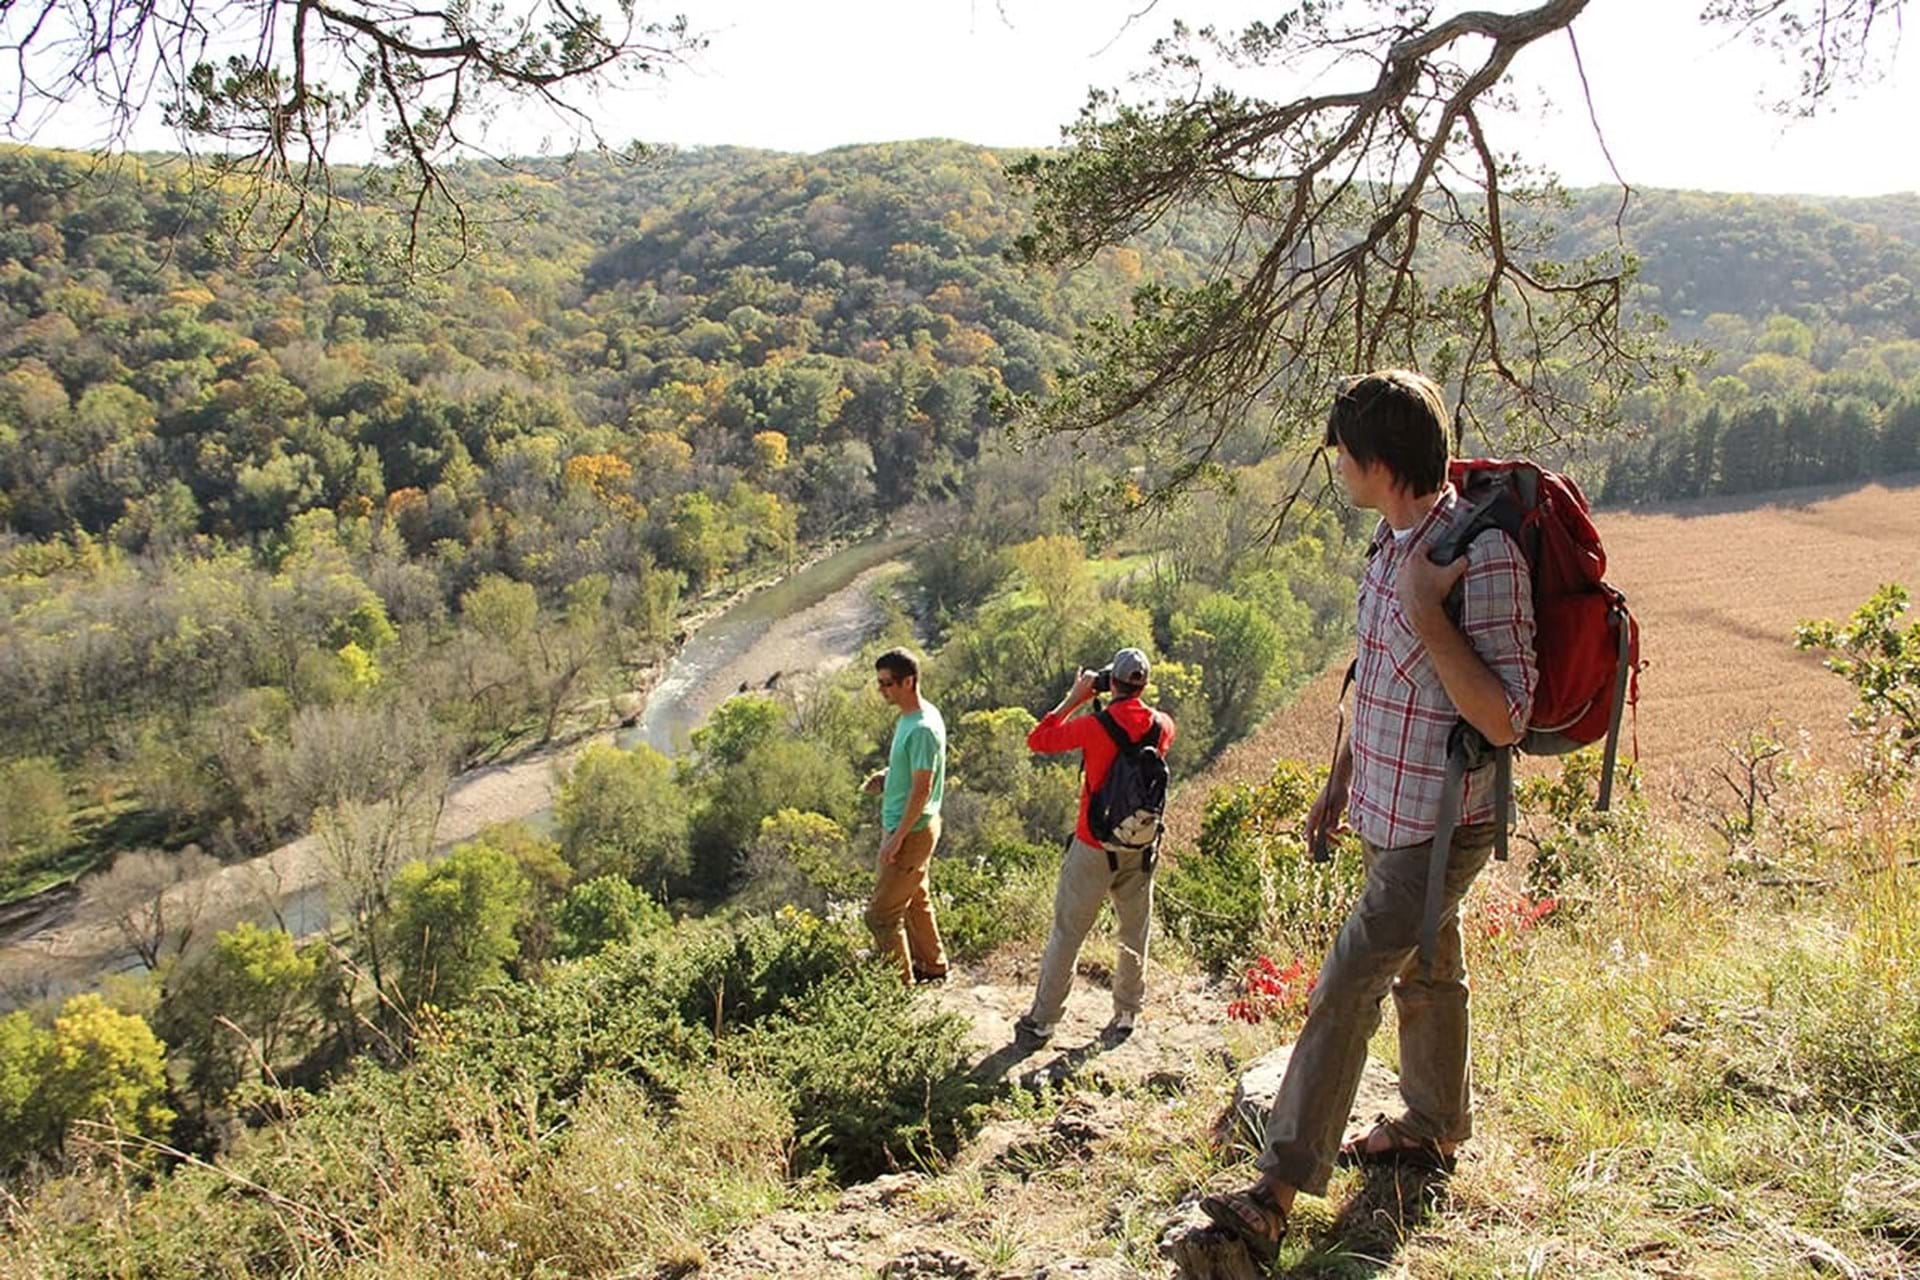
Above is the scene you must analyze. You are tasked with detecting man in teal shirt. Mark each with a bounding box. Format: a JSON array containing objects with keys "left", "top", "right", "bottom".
[{"left": 862, "top": 647, "right": 948, "bottom": 985}]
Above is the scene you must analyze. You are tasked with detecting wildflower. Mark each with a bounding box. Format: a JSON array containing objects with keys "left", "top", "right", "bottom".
[
  {"left": 1479, "top": 894, "right": 1559, "bottom": 941},
  {"left": 1227, "top": 954, "right": 1315, "bottom": 1025}
]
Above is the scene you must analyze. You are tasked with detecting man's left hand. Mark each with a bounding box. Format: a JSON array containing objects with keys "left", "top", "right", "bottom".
[{"left": 1396, "top": 550, "right": 1469, "bottom": 630}]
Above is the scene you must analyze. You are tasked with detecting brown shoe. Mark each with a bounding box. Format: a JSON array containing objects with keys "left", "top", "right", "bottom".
[{"left": 1199, "top": 1187, "right": 1287, "bottom": 1263}]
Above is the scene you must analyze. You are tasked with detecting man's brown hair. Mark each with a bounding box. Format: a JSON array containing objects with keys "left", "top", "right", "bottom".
[
  {"left": 1324, "top": 369, "right": 1452, "bottom": 496},
  {"left": 875, "top": 648, "right": 920, "bottom": 684}
]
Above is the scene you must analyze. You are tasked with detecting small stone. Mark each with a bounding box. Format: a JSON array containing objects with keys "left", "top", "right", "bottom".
[
  {"left": 837, "top": 1171, "right": 925, "bottom": 1212},
  {"left": 1143, "top": 1069, "right": 1188, "bottom": 1095},
  {"left": 1030, "top": 1259, "right": 1146, "bottom": 1280},
  {"left": 1048, "top": 1093, "right": 1115, "bottom": 1153},
  {"left": 883, "top": 1246, "right": 981, "bottom": 1279}
]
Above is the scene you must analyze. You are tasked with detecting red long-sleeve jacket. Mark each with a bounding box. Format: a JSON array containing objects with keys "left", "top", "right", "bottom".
[{"left": 1027, "top": 695, "right": 1176, "bottom": 848}]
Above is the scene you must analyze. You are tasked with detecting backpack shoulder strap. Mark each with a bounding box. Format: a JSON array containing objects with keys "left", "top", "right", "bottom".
[
  {"left": 1095, "top": 706, "right": 1157, "bottom": 754},
  {"left": 1139, "top": 713, "right": 1164, "bottom": 751},
  {"left": 1094, "top": 706, "right": 1134, "bottom": 753}
]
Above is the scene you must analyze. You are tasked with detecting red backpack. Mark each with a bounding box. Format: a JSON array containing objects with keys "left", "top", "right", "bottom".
[{"left": 1436, "top": 458, "right": 1641, "bottom": 782}]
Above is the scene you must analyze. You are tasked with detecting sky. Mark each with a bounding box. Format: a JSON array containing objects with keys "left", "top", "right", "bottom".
[
  {"left": 15, "top": 0, "right": 1917, "bottom": 197},
  {"left": 602, "top": 0, "right": 1918, "bottom": 197}
]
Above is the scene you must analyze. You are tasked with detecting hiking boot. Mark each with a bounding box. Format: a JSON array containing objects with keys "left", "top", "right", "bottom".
[
  {"left": 1013, "top": 1015, "right": 1054, "bottom": 1050},
  {"left": 1100, "top": 1010, "right": 1136, "bottom": 1045}
]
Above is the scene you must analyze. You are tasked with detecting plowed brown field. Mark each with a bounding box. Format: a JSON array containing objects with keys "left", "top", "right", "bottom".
[{"left": 1168, "top": 477, "right": 1920, "bottom": 841}]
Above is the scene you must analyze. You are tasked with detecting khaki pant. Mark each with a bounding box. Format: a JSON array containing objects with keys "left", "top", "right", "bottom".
[
  {"left": 1257, "top": 822, "right": 1496, "bottom": 1196},
  {"left": 865, "top": 819, "right": 945, "bottom": 985},
  {"left": 1026, "top": 836, "right": 1154, "bottom": 1026}
]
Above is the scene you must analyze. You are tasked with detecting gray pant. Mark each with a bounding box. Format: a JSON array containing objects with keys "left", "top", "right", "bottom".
[
  {"left": 1026, "top": 836, "right": 1154, "bottom": 1026},
  {"left": 1258, "top": 822, "right": 1496, "bottom": 1196}
]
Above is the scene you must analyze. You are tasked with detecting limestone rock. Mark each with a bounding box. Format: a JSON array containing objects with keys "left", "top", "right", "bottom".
[
  {"left": 1047, "top": 1092, "right": 1116, "bottom": 1154},
  {"left": 837, "top": 1171, "right": 925, "bottom": 1212},
  {"left": 882, "top": 1246, "right": 981, "bottom": 1278},
  {"left": 1224, "top": 1043, "right": 1402, "bottom": 1154}
]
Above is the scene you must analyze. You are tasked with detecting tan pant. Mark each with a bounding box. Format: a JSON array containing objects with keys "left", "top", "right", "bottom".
[
  {"left": 865, "top": 819, "right": 945, "bottom": 985},
  {"left": 1026, "top": 836, "right": 1154, "bottom": 1026},
  {"left": 1257, "top": 822, "right": 1496, "bottom": 1196}
]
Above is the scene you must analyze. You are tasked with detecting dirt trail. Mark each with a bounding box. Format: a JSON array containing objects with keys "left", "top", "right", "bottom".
[
  {"left": 685, "top": 963, "right": 1403, "bottom": 1280},
  {"left": 689, "top": 968, "right": 1235, "bottom": 1280}
]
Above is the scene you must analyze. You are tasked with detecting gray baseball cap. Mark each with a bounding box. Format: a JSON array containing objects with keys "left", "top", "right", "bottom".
[{"left": 1111, "top": 647, "right": 1150, "bottom": 684}]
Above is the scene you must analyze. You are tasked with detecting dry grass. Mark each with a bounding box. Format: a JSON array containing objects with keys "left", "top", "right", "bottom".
[
  {"left": 1170, "top": 477, "right": 1920, "bottom": 842},
  {"left": 1600, "top": 477, "right": 1920, "bottom": 783}
]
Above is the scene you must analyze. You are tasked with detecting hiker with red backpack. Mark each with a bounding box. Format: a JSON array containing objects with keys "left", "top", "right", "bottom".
[
  {"left": 1014, "top": 647, "right": 1176, "bottom": 1051},
  {"left": 1204, "top": 369, "right": 1567, "bottom": 1260}
]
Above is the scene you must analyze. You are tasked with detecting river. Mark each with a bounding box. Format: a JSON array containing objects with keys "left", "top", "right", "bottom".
[
  {"left": 0, "top": 535, "right": 911, "bottom": 1007},
  {"left": 624, "top": 534, "right": 913, "bottom": 756}
]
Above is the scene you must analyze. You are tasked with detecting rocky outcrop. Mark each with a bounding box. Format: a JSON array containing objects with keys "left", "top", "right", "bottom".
[{"left": 1223, "top": 1043, "right": 1403, "bottom": 1155}]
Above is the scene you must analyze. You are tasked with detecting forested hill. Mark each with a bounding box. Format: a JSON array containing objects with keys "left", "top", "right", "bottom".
[
  {"left": 1557, "top": 186, "right": 1920, "bottom": 335},
  {"left": 0, "top": 141, "right": 1177, "bottom": 555},
  {"left": 4, "top": 144, "right": 1918, "bottom": 559}
]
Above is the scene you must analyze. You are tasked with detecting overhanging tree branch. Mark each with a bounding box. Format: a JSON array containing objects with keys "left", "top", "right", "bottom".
[{"left": 1011, "top": 0, "right": 1900, "bottom": 523}]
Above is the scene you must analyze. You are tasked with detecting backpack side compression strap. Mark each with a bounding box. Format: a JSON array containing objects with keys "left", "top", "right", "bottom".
[
  {"left": 1420, "top": 748, "right": 1470, "bottom": 978},
  {"left": 1598, "top": 599, "right": 1633, "bottom": 811}
]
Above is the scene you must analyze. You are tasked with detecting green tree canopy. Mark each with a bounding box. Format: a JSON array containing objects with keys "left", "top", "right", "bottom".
[
  {"left": 385, "top": 839, "right": 534, "bottom": 1011},
  {"left": 553, "top": 743, "right": 692, "bottom": 890}
]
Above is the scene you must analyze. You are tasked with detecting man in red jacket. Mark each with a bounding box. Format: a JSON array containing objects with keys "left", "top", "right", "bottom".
[{"left": 1014, "top": 647, "right": 1175, "bottom": 1049}]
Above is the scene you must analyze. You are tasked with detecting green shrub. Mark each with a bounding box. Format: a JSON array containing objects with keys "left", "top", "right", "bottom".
[
  {"left": 552, "top": 874, "right": 670, "bottom": 959},
  {"left": 0, "top": 994, "right": 175, "bottom": 1170},
  {"left": 1514, "top": 747, "right": 1647, "bottom": 898},
  {"left": 728, "top": 961, "right": 980, "bottom": 1180},
  {"left": 689, "top": 737, "right": 856, "bottom": 896},
  {"left": 738, "top": 808, "right": 862, "bottom": 913},
  {"left": 1159, "top": 758, "right": 1361, "bottom": 974},
  {"left": 554, "top": 742, "right": 691, "bottom": 891},
  {"left": 932, "top": 838, "right": 1058, "bottom": 961},
  {"left": 1796, "top": 582, "right": 1918, "bottom": 781},
  {"left": 385, "top": 838, "right": 533, "bottom": 1011}
]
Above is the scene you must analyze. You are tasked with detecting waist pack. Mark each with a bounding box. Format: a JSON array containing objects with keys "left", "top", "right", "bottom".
[{"left": 1087, "top": 705, "right": 1169, "bottom": 868}]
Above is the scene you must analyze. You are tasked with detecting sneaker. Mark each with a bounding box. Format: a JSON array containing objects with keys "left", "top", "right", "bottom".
[
  {"left": 1013, "top": 1015, "right": 1055, "bottom": 1049},
  {"left": 1101, "top": 1011, "right": 1136, "bottom": 1045}
]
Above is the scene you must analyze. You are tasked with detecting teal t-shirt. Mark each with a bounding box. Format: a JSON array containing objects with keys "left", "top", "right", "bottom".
[{"left": 882, "top": 701, "right": 946, "bottom": 832}]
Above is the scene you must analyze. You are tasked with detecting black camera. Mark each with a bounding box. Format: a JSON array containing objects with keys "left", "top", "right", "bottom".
[{"left": 1090, "top": 665, "right": 1114, "bottom": 693}]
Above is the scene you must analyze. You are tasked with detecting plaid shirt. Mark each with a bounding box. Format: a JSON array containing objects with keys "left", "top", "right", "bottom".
[{"left": 1347, "top": 485, "right": 1538, "bottom": 849}]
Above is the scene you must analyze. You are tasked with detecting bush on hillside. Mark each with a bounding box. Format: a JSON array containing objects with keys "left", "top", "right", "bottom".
[
  {"left": 728, "top": 960, "right": 981, "bottom": 1180},
  {"left": 0, "top": 909, "right": 983, "bottom": 1276},
  {"left": 1159, "top": 759, "right": 1361, "bottom": 975},
  {"left": 932, "top": 838, "right": 1058, "bottom": 962},
  {"left": 1514, "top": 748, "right": 1648, "bottom": 899}
]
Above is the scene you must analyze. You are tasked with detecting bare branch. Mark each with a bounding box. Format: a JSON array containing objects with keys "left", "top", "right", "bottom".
[
  {"left": 0, "top": 0, "right": 705, "bottom": 275},
  {"left": 1011, "top": 0, "right": 1678, "bottom": 517}
]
